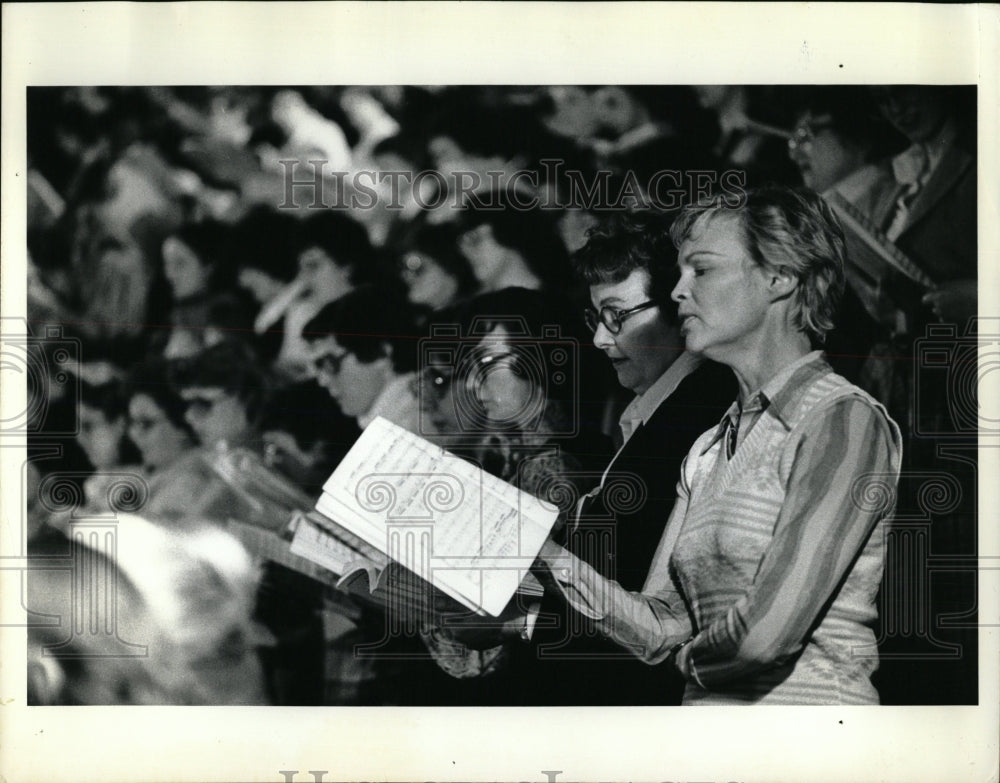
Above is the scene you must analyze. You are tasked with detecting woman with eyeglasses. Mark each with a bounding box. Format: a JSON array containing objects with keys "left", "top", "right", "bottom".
[
  {"left": 413, "top": 287, "right": 614, "bottom": 703},
  {"left": 538, "top": 187, "right": 902, "bottom": 705}
]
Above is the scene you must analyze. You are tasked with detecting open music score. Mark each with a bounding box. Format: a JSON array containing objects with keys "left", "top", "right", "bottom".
[{"left": 291, "top": 416, "right": 554, "bottom": 617}]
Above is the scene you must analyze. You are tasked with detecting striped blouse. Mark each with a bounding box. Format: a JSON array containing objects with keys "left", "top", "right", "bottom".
[{"left": 543, "top": 352, "right": 902, "bottom": 705}]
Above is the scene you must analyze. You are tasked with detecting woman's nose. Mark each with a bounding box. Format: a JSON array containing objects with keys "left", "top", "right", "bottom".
[{"left": 671, "top": 274, "right": 689, "bottom": 303}]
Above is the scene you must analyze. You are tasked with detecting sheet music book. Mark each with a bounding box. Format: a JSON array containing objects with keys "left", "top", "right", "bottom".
[
  {"left": 823, "top": 190, "right": 938, "bottom": 332},
  {"left": 292, "top": 416, "right": 556, "bottom": 617},
  {"left": 824, "top": 190, "right": 937, "bottom": 291}
]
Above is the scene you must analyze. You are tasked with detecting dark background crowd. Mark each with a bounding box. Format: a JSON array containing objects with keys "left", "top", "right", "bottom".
[{"left": 22, "top": 85, "right": 978, "bottom": 706}]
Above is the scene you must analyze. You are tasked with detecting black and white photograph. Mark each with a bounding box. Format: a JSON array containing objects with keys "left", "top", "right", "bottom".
[{"left": 2, "top": 4, "right": 997, "bottom": 783}]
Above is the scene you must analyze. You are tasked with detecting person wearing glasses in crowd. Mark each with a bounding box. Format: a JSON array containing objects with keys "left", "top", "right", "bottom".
[
  {"left": 302, "top": 285, "right": 424, "bottom": 435},
  {"left": 538, "top": 187, "right": 902, "bottom": 705},
  {"left": 413, "top": 286, "right": 612, "bottom": 704}
]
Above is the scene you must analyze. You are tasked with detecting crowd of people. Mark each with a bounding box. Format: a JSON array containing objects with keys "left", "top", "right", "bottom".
[{"left": 23, "top": 85, "right": 978, "bottom": 706}]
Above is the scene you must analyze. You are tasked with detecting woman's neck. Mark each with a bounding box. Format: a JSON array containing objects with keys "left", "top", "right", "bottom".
[{"left": 728, "top": 333, "right": 812, "bottom": 405}]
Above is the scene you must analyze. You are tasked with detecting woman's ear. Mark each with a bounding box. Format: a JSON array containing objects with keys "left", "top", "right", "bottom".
[{"left": 767, "top": 269, "right": 798, "bottom": 302}]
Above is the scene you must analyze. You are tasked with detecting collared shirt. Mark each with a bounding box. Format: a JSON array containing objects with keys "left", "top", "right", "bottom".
[
  {"left": 618, "top": 350, "right": 704, "bottom": 444},
  {"left": 886, "top": 120, "right": 958, "bottom": 242},
  {"left": 541, "top": 353, "right": 902, "bottom": 704},
  {"left": 709, "top": 350, "right": 823, "bottom": 459}
]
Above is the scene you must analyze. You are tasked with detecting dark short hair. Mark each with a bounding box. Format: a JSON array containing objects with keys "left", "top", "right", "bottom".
[
  {"left": 79, "top": 378, "right": 128, "bottom": 421},
  {"left": 449, "top": 286, "right": 594, "bottom": 417},
  {"left": 124, "top": 358, "right": 194, "bottom": 436},
  {"left": 167, "top": 220, "right": 228, "bottom": 268},
  {"left": 458, "top": 192, "right": 568, "bottom": 286},
  {"left": 164, "top": 219, "right": 233, "bottom": 290},
  {"left": 301, "top": 285, "right": 419, "bottom": 373},
  {"left": 572, "top": 209, "right": 681, "bottom": 324},
  {"left": 169, "top": 339, "right": 271, "bottom": 425},
  {"left": 294, "top": 211, "right": 374, "bottom": 284},
  {"left": 398, "top": 222, "right": 477, "bottom": 296},
  {"left": 670, "top": 186, "right": 846, "bottom": 343},
  {"left": 227, "top": 206, "right": 299, "bottom": 283}
]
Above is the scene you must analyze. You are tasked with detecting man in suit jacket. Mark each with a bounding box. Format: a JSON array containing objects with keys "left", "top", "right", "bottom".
[
  {"left": 854, "top": 86, "right": 976, "bottom": 332},
  {"left": 523, "top": 209, "right": 735, "bottom": 705},
  {"left": 850, "top": 87, "right": 978, "bottom": 706}
]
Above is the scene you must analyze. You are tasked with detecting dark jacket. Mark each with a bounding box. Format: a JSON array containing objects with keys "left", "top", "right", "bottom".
[{"left": 519, "top": 359, "right": 737, "bottom": 705}]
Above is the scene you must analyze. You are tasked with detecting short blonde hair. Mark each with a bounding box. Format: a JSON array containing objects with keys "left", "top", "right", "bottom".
[{"left": 670, "top": 186, "right": 847, "bottom": 343}]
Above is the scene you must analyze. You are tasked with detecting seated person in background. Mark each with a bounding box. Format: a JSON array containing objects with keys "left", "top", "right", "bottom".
[
  {"left": 230, "top": 206, "right": 300, "bottom": 309},
  {"left": 158, "top": 220, "right": 246, "bottom": 359},
  {"left": 787, "top": 86, "right": 904, "bottom": 196},
  {"left": 172, "top": 339, "right": 271, "bottom": 454},
  {"left": 456, "top": 193, "right": 568, "bottom": 294},
  {"left": 538, "top": 187, "right": 902, "bottom": 705},
  {"left": 77, "top": 371, "right": 133, "bottom": 474},
  {"left": 395, "top": 222, "right": 477, "bottom": 313},
  {"left": 75, "top": 368, "right": 143, "bottom": 513},
  {"left": 415, "top": 287, "right": 609, "bottom": 702},
  {"left": 302, "top": 285, "right": 424, "bottom": 434},
  {"left": 868, "top": 85, "right": 976, "bottom": 325},
  {"left": 784, "top": 86, "right": 906, "bottom": 382},
  {"left": 421, "top": 286, "right": 610, "bottom": 488},
  {"left": 852, "top": 86, "right": 979, "bottom": 707},
  {"left": 142, "top": 340, "right": 274, "bottom": 522},
  {"left": 123, "top": 357, "right": 197, "bottom": 484},
  {"left": 228, "top": 205, "right": 301, "bottom": 363},
  {"left": 256, "top": 211, "right": 374, "bottom": 381},
  {"left": 167, "top": 339, "right": 326, "bottom": 705},
  {"left": 258, "top": 380, "right": 360, "bottom": 494}
]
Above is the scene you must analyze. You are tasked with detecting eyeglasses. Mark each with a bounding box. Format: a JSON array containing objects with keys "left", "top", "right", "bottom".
[
  {"left": 787, "top": 115, "right": 834, "bottom": 152},
  {"left": 584, "top": 301, "right": 658, "bottom": 334}
]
